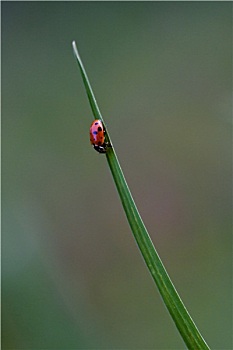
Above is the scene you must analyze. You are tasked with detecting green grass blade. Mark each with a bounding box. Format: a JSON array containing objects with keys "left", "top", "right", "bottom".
[{"left": 72, "top": 40, "right": 210, "bottom": 350}]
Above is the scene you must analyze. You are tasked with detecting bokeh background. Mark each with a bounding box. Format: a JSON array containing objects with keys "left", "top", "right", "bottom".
[{"left": 2, "top": 2, "right": 232, "bottom": 349}]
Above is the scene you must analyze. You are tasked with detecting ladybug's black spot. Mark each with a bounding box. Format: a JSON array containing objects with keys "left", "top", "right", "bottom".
[
  {"left": 94, "top": 122, "right": 98, "bottom": 125},
  {"left": 98, "top": 126, "right": 102, "bottom": 132},
  {"left": 93, "top": 131, "right": 98, "bottom": 135},
  {"left": 98, "top": 141, "right": 102, "bottom": 145}
]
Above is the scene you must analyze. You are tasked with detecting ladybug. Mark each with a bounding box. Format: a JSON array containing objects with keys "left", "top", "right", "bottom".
[{"left": 90, "top": 119, "right": 108, "bottom": 153}]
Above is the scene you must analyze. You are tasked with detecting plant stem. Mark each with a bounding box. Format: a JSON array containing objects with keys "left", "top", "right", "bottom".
[{"left": 72, "top": 40, "right": 210, "bottom": 350}]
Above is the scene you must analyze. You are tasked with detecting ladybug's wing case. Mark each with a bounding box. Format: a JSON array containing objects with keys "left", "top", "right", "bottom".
[
  {"left": 90, "top": 129, "right": 103, "bottom": 145},
  {"left": 90, "top": 129, "right": 97, "bottom": 144},
  {"left": 90, "top": 120, "right": 107, "bottom": 153},
  {"left": 90, "top": 120, "right": 105, "bottom": 146}
]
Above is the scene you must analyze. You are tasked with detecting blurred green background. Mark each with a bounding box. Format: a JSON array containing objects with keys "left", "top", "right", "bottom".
[{"left": 2, "top": 2, "right": 232, "bottom": 349}]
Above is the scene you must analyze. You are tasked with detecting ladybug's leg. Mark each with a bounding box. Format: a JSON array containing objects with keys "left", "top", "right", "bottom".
[{"left": 105, "top": 141, "right": 112, "bottom": 148}]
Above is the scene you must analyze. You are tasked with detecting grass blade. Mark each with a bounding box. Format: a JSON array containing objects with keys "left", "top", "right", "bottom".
[{"left": 72, "top": 40, "right": 210, "bottom": 350}]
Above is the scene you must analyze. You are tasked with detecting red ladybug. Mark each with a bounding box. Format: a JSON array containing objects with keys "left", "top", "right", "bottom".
[{"left": 90, "top": 119, "right": 107, "bottom": 153}]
